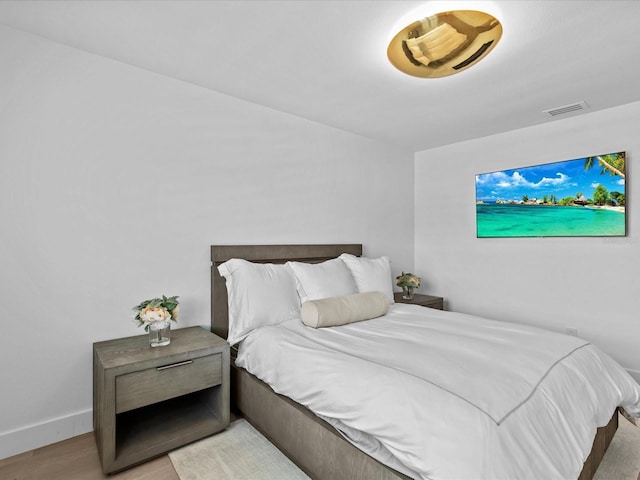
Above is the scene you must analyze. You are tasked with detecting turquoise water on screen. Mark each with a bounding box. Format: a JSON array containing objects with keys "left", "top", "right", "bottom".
[{"left": 476, "top": 204, "right": 625, "bottom": 237}]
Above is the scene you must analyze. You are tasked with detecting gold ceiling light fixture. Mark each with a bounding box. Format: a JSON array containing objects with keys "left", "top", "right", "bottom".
[{"left": 387, "top": 10, "right": 502, "bottom": 78}]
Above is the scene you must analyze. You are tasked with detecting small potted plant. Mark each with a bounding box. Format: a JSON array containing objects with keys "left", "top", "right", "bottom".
[
  {"left": 396, "top": 272, "right": 421, "bottom": 300},
  {"left": 133, "top": 295, "right": 179, "bottom": 347}
]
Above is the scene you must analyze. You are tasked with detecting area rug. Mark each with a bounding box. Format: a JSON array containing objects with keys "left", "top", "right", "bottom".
[{"left": 169, "top": 419, "right": 310, "bottom": 480}]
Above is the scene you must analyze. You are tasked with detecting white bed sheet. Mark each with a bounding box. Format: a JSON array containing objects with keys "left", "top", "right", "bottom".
[{"left": 235, "top": 304, "right": 640, "bottom": 480}]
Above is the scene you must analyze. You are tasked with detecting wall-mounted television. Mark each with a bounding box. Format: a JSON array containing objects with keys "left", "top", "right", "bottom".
[{"left": 475, "top": 151, "right": 626, "bottom": 238}]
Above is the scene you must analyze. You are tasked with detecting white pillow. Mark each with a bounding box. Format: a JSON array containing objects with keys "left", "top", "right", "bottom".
[
  {"left": 218, "top": 259, "right": 300, "bottom": 345},
  {"left": 339, "top": 253, "right": 394, "bottom": 304},
  {"left": 301, "top": 291, "right": 389, "bottom": 328},
  {"left": 286, "top": 258, "right": 357, "bottom": 303}
]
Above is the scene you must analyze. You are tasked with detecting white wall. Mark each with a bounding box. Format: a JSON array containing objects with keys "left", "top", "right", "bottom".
[
  {"left": 0, "top": 25, "right": 415, "bottom": 458},
  {"left": 415, "top": 101, "right": 640, "bottom": 381}
]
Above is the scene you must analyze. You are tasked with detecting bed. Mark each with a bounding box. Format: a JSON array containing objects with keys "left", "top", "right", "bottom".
[{"left": 210, "top": 243, "right": 637, "bottom": 480}]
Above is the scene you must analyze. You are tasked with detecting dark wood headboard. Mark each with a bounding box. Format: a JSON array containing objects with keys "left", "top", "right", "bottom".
[{"left": 210, "top": 244, "right": 363, "bottom": 338}]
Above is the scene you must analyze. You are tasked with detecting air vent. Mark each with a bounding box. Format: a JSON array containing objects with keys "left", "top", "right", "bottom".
[{"left": 543, "top": 101, "right": 589, "bottom": 117}]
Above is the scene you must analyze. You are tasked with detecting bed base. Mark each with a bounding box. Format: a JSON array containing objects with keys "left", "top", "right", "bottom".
[
  {"left": 232, "top": 362, "right": 617, "bottom": 480},
  {"left": 211, "top": 244, "right": 617, "bottom": 480}
]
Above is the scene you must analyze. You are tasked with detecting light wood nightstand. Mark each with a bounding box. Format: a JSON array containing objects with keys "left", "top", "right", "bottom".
[
  {"left": 93, "top": 326, "right": 229, "bottom": 473},
  {"left": 394, "top": 292, "right": 444, "bottom": 310}
]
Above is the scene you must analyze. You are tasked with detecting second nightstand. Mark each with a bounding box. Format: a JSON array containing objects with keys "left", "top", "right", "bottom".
[
  {"left": 93, "top": 326, "right": 229, "bottom": 473},
  {"left": 394, "top": 292, "right": 444, "bottom": 310}
]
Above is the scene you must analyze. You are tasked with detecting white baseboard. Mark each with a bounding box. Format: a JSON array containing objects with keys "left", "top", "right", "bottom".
[{"left": 0, "top": 409, "right": 92, "bottom": 460}]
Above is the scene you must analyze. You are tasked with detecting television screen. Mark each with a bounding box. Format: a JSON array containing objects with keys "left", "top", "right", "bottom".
[{"left": 475, "top": 152, "right": 626, "bottom": 238}]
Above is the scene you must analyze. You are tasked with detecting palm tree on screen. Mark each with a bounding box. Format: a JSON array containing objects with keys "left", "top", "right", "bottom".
[{"left": 584, "top": 152, "right": 625, "bottom": 178}]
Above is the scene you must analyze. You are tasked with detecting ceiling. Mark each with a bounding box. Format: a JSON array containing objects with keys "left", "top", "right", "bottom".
[{"left": 2, "top": 0, "right": 640, "bottom": 152}]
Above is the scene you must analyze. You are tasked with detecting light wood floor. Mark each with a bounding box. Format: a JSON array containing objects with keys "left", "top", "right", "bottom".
[{"left": 0, "top": 432, "right": 179, "bottom": 480}]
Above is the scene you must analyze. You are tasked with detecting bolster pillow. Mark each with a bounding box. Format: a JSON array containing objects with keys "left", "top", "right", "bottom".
[{"left": 301, "top": 291, "right": 389, "bottom": 328}]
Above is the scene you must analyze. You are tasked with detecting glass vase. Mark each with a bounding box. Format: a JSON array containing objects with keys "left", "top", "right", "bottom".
[
  {"left": 402, "top": 286, "right": 414, "bottom": 300},
  {"left": 149, "top": 320, "right": 171, "bottom": 347}
]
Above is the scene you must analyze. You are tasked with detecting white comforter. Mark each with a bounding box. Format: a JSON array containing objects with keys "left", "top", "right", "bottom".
[{"left": 236, "top": 304, "right": 640, "bottom": 480}]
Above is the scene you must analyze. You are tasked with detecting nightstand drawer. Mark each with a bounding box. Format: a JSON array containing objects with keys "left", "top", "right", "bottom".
[{"left": 116, "top": 353, "right": 222, "bottom": 413}]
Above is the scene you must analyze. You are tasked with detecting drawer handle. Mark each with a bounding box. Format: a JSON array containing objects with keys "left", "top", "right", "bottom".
[{"left": 156, "top": 360, "right": 193, "bottom": 371}]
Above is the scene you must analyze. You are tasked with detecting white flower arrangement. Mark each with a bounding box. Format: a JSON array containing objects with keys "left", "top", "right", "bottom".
[
  {"left": 133, "top": 295, "right": 179, "bottom": 331},
  {"left": 396, "top": 272, "right": 421, "bottom": 289}
]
